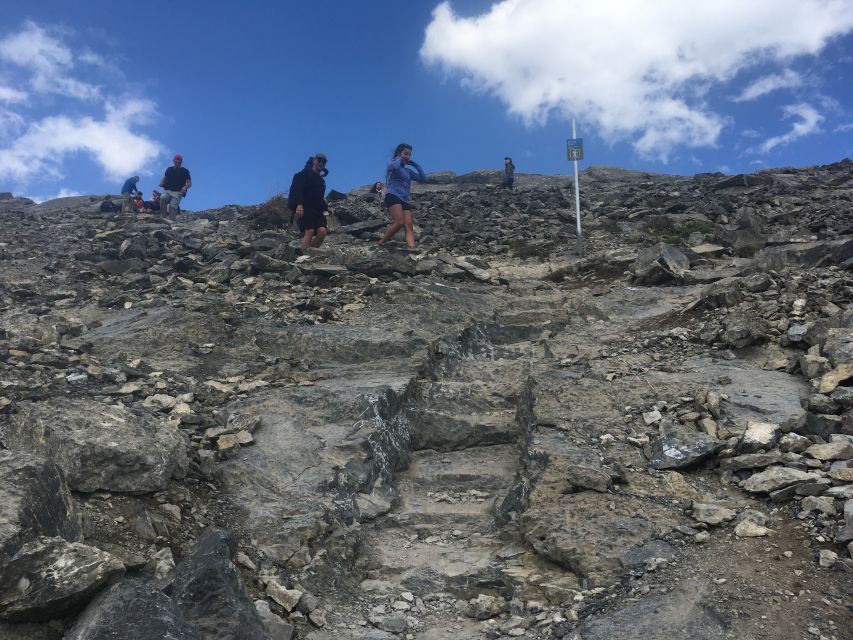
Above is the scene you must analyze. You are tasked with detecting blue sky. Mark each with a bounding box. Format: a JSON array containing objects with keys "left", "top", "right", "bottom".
[{"left": 1, "top": 0, "right": 852, "bottom": 209}]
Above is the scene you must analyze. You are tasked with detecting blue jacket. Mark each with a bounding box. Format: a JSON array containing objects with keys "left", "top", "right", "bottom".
[
  {"left": 385, "top": 158, "right": 426, "bottom": 202},
  {"left": 121, "top": 177, "right": 139, "bottom": 194}
]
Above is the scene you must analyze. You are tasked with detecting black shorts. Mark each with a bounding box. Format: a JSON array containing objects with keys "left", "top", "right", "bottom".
[
  {"left": 297, "top": 209, "right": 327, "bottom": 232},
  {"left": 383, "top": 193, "right": 413, "bottom": 211}
]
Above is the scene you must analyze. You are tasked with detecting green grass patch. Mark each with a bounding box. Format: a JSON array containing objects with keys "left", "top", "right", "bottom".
[{"left": 644, "top": 215, "right": 717, "bottom": 243}]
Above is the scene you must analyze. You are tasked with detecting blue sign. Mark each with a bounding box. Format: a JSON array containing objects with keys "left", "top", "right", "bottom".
[{"left": 567, "top": 138, "right": 584, "bottom": 161}]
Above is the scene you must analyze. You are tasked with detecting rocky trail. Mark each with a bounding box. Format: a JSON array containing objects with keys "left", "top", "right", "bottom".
[{"left": 0, "top": 162, "right": 852, "bottom": 640}]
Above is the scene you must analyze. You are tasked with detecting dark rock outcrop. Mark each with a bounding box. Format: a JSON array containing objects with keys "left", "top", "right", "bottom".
[{"left": 170, "top": 529, "right": 271, "bottom": 640}]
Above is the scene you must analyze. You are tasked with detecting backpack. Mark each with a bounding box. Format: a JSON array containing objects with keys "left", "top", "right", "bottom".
[
  {"left": 99, "top": 200, "right": 120, "bottom": 213},
  {"left": 287, "top": 170, "right": 303, "bottom": 222}
]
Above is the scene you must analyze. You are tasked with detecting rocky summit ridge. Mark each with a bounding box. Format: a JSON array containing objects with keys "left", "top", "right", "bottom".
[{"left": 0, "top": 160, "right": 852, "bottom": 640}]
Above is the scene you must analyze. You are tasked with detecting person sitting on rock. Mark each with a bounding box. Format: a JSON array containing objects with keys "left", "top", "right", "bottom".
[
  {"left": 379, "top": 143, "right": 427, "bottom": 249},
  {"left": 369, "top": 181, "right": 383, "bottom": 195},
  {"left": 133, "top": 191, "right": 145, "bottom": 212},
  {"left": 146, "top": 190, "right": 161, "bottom": 212},
  {"left": 120, "top": 175, "right": 140, "bottom": 212},
  {"left": 159, "top": 154, "right": 192, "bottom": 219},
  {"left": 290, "top": 153, "right": 333, "bottom": 248}
]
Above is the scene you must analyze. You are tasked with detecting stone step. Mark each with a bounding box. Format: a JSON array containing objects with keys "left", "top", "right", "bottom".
[
  {"left": 409, "top": 409, "right": 520, "bottom": 451},
  {"left": 399, "top": 445, "right": 518, "bottom": 493},
  {"left": 412, "top": 380, "right": 519, "bottom": 413},
  {"left": 360, "top": 526, "right": 507, "bottom": 599}
]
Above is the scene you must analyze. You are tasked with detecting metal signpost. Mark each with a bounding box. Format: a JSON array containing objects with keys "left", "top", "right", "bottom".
[{"left": 566, "top": 119, "right": 583, "bottom": 256}]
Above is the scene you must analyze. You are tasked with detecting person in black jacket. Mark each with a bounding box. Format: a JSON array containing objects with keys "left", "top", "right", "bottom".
[{"left": 290, "top": 153, "right": 333, "bottom": 248}]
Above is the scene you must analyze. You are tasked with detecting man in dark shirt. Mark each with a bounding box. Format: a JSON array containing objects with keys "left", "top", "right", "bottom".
[
  {"left": 291, "top": 153, "right": 333, "bottom": 248},
  {"left": 159, "top": 154, "right": 192, "bottom": 219}
]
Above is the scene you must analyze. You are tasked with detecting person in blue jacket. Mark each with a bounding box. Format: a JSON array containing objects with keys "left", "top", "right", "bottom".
[
  {"left": 379, "top": 143, "right": 427, "bottom": 249},
  {"left": 120, "top": 175, "right": 140, "bottom": 213}
]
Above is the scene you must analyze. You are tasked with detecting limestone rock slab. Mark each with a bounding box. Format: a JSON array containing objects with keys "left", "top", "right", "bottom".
[
  {"left": 0, "top": 537, "right": 124, "bottom": 622},
  {"left": 741, "top": 466, "right": 822, "bottom": 494},
  {"left": 0, "top": 451, "right": 80, "bottom": 566},
  {"left": 7, "top": 398, "right": 189, "bottom": 493}
]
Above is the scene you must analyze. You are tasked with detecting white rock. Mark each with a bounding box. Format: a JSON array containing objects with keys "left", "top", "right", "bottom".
[
  {"left": 643, "top": 409, "right": 663, "bottom": 425},
  {"left": 739, "top": 421, "right": 780, "bottom": 453},
  {"left": 734, "top": 520, "right": 774, "bottom": 537},
  {"left": 266, "top": 580, "right": 302, "bottom": 612},
  {"left": 818, "top": 549, "right": 837, "bottom": 568}
]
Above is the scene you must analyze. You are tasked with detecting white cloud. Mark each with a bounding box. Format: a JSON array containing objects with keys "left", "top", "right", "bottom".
[
  {"left": 25, "top": 187, "right": 84, "bottom": 203},
  {"left": 756, "top": 103, "right": 824, "bottom": 153},
  {"left": 836, "top": 123, "right": 853, "bottom": 132},
  {"left": 0, "top": 108, "right": 25, "bottom": 138},
  {"left": 740, "top": 129, "right": 761, "bottom": 139},
  {"left": 0, "top": 84, "right": 27, "bottom": 103},
  {"left": 421, "top": 0, "right": 853, "bottom": 160},
  {"left": 0, "top": 99, "right": 161, "bottom": 183},
  {"left": 734, "top": 69, "right": 803, "bottom": 102},
  {"left": 0, "top": 21, "right": 163, "bottom": 189},
  {"left": 0, "top": 21, "right": 99, "bottom": 100}
]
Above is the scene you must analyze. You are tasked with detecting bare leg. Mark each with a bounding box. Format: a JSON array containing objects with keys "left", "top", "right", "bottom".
[
  {"left": 160, "top": 192, "right": 172, "bottom": 218},
  {"left": 311, "top": 227, "right": 327, "bottom": 248},
  {"left": 380, "top": 205, "right": 404, "bottom": 244},
  {"left": 301, "top": 229, "right": 316, "bottom": 247},
  {"left": 402, "top": 210, "right": 415, "bottom": 248}
]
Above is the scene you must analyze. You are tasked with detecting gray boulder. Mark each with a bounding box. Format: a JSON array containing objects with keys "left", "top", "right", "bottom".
[
  {"left": 0, "top": 451, "right": 80, "bottom": 565},
  {"left": 7, "top": 398, "right": 189, "bottom": 493},
  {"left": 823, "top": 328, "right": 853, "bottom": 368},
  {"left": 0, "top": 537, "right": 124, "bottom": 622},
  {"left": 64, "top": 580, "right": 202, "bottom": 640},
  {"left": 171, "top": 529, "right": 271, "bottom": 640},
  {"left": 741, "top": 466, "right": 823, "bottom": 494},
  {"left": 698, "top": 278, "right": 744, "bottom": 309},
  {"left": 632, "top": 244, "right": 690, "bottom": 285},
  {"left": 721, "top": 311, "right": 769, "bottom": 348},
  {"left": 648, "top": 427, "right": 725, "bottom": 470}
]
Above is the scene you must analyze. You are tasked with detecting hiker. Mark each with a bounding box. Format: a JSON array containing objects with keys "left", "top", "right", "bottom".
[
  {"left": 120, "top": 176, "right": 140, "bottom": 212},
  {"left": 133, "top": 192, "right": 145, "bottom": 212},
  {"left": 379, "top": 143, "right": 427, "bottom": 249},
  {"left": 369, "top": 181, "right": 383, "bottom": 195},
  {"left": 504, "top": 157, "right": 515, "bottom": 190},
  {"left": 159, "top": 154, "right": 192, "bottom": 219},
  {"left": 146, "top": 190, "right": 161, "bottom": 212},
  {"left": 290, "top": 153, "right": 333, "bottom": 248}
]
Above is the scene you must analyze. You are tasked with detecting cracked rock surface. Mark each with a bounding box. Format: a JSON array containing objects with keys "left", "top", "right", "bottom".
[{"left": 1, "top": 161, "right": 852, "bottom": 639}]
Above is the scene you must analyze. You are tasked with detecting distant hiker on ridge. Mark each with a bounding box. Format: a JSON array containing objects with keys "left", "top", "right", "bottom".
[
  {"left": 379, "top": 143, "right": 427, "bottom": 249},
  {"left": 289, "top": 152, "right": 333, "bottom": 248},
  {"left": 504, "top": 157, "right": 515, "bottom": 190},
  {"left": 159, "top": 154, "right": 192, "bottom": 219},
  {"left": 120, "top": 175, "right": 140, "bottom": 213},
  {"left": 369, "top": 181, "right": 383, "bottom": 195}
]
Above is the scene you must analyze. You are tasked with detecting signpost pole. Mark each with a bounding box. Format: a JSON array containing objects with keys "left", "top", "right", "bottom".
[{"left": 572, "top": 118, "right": 583, "bottom": 257}]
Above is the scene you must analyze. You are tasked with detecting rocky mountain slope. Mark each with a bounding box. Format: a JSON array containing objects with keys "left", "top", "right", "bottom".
[{"left": 0, "top": 160, "right": 851, "bottom": 640}]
